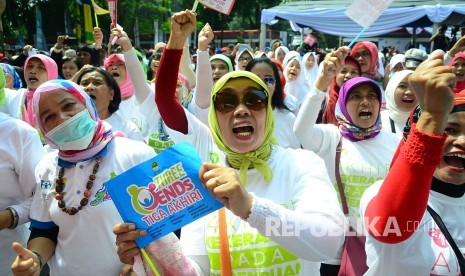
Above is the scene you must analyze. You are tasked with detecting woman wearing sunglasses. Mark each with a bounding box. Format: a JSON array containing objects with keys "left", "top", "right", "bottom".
[
  {"left": 112, "top": 10, "right": 345, "bottom": 276},
  {"left": 294, "top": 48, "right": 401, "bottom": 275},
  {"left": 245, "top": 58, "right": 300, "bottom": 149}
]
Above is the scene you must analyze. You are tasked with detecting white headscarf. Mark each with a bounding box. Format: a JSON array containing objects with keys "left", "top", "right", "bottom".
[
  {"left": 389, "top": 54, "right": 405, "bottom": 71},
  {"left": 283, "top": 55, "right": 307, "bottom": 105},
  {"left": 234, "top": 49, "right": 254, "bottom": 71},
  {"left": 301, "top": 52, "right": 319, "bottom": 87},
  {"left": 282, "top": 50, "right": 301, "bottom": 68},
  {"left": 274, "top": 46, "right": 289, "bottom": 61},
  {"left": 385, "top": 70, "right": 414, "bottom": 126}
]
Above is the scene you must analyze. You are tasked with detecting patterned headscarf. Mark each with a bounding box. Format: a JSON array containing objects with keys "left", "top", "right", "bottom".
[
  {"left": 448, "top": 52, "right": 465, "bottom": 93},
  {"left": 23, "top": 54, "right": 59, "bottom": 128},
  {"left": 104, "top": 54, "right": 135, "bottom": 99},
  {"left": 208, "top": 71, "right": 275, "bottom": 184},
  {"left": 33, "top": 80, "right": 115, "bottom": 165},
  {"left": 0, "top": 63, "right": 23, "bottom": 90},
  {"left": 336, "top": 77, "right": 382, "bottom": 142}
]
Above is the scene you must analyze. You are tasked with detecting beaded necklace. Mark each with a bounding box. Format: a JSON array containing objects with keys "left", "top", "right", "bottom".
[{"left": 54, "top": 157, "right": 101, "bottom": 215}]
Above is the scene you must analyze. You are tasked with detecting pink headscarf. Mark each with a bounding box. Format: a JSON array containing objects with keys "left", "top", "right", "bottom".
[
  {"left": 448, "top": 52, "right": 465, "bottom": 93},
  {"left": 104, "top": 54, "right": 135, "bottom": 99},
  {"left": 22, "top": 54, "right": 58, "bottom": 128},
  {"left": 351, "top": 42, "right": 379, "bottom": 79},
  {"left": 33, "top": 79, "right": 115, "bottom": 165}
]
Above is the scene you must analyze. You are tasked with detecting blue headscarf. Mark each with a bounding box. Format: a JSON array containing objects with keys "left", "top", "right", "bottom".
[{"left": 0, "top": 63, "right": 23, "bottom": 90}]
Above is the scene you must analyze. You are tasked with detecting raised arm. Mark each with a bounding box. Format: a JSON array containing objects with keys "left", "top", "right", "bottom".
[
  {"left": 364, "top": 54, "right": 456, "bottom": 243},
  {"left": 155, "top": 10, "right": 196, "bottom": 134},
  {"left": 194, "top": 23, "right": 214, "bottom": 109},
  {"left": 294, "top": 47, "right": 349, "bottom": 150},
  {"left": 112, "top": 26, "right": 151, "bottom": 104},
  {"left": 179, "top": 41, "right": 196, "bottom": 89}
]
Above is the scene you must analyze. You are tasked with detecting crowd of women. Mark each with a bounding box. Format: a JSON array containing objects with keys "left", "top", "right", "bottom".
[{"left": 1, "top": 8, "right": 465, "bottom": 276}]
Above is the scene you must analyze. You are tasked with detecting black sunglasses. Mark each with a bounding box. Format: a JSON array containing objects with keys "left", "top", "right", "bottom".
[
  {"left": 213, "top": 88, "right": 268, "bottom": 113},
  {"left": 263, "top": 76, "right": 276, "bottom": 87}
]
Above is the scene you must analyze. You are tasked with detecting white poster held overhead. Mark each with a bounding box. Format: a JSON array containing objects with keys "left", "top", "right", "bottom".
[
  {"left": 198, "top": 0, "right": 236, "bottom": 15},
  {"left": 344, "top": 0, "right": 394, "bottom": 29}
]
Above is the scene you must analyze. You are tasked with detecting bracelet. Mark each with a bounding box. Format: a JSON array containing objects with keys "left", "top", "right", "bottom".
[
  {"left": 32, "top": 251, "right": 44, "bottom": 270},
  {"left": 6, "top": 207, "right": 19, "bottom": 229}
]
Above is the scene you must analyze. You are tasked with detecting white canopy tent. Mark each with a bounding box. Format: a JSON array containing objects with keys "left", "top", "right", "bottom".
[{"left": 259, "top": 0, "right": 465, "bottom": 49}]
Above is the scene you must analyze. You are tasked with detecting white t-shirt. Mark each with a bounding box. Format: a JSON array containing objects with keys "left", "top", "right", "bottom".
[
  {"left": 361, "top": 181, "right": 465, "bottom": 276},
  {"left": 0, "top": 88, "right": 23, "bottom": 119},
  {"left": 273, "top": 108, "right": 301, "bottom": 149},
  {"left": 168, "top": 108, "right": 345, "bottom": 275},
  {"left": 30, "top": 137, "right": 155, "bottom": 275},
  {"left": 380, "top": 110, "right": 407, "bottom": 139},
  {"left": 0, "top": 113, "right": 45, "bottom": 276},
  {"left": 118, "top": 95, "right": 149, "bottom": 139},
  {"left": 106, "top": 111, "right": 144, "bottom": 142},
  {"left": 294, "top": 87, "right": 401, "bottom": 264}
]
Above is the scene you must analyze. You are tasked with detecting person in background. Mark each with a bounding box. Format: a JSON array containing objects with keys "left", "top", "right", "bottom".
[
  {"left": 246, "top": 58, "right": 301, "bottom": 149},
  {"left": 382, "top": 54, "right": 405, "bottom": 89},
  {"left": 0, "top": 63, "right": 23, "bottom": 90},
  {"left": 380, "top": 70, "right": 417, "bottom": 137},
  {"left": 146, "top": 52, "right": 161, "bottom": 82},
  {"left": 10, "top": 79, "right": 155, "bottom": 276},
  {"left": 61, "top": 57, "right": 82, "bottom": 80},
  {"left": 234, "top": 48, "right": 253, "bottom": 71},
  {"left": 404, "top": 48, "right": 428, "bottom": 70},
  {"left": 322, "top": 56, "right": 362, "bottom": 125},
  {"left": 448, "top": 52, "right": 465, "bottom": 93},
  {"left": 430, "top": 25, "right": 450, "bottom": 52},
  {"left": 0, "top": 112, "right": 45, "bottom": 276},
  {"left": 20, "top": 54, "right": 59, "bottom": 129},
  {"left": 76, "top": 66, "right": 143, "bottom": 141}
]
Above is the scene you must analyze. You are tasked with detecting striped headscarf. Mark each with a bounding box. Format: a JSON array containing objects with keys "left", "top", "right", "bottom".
[{"left": 33, "top": 80, "right": 115, "bottom": 165}]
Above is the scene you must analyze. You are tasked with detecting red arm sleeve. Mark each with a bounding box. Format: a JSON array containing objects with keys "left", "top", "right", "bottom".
[
  {"left": 365, "top": 125, "right": 446, "bottom": 244},
  {"left": 155, "top": 48, "right": 188, "bottom": 134}
]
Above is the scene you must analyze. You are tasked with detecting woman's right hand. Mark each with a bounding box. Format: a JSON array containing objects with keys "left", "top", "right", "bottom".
[
  {"left": 11, "top": 242, "right": 40, "bottom": 276},
  {"left": 112, "top": 223, "right": 147, "bottom": 265},
  {"left": 198, "top": 23, "right": 214, "bottom": 52}
]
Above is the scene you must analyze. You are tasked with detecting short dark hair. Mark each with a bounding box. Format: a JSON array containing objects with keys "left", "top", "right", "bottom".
[{"left": 76, "top": 67, "right": 122, "bottom": 115}]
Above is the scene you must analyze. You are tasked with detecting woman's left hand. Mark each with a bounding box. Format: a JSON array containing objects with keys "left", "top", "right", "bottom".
[{"left": 199, "top": 163, "right": 253, "bottom": 219}]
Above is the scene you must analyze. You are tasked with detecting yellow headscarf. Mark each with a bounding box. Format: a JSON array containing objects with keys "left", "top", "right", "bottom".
[{"left": 208, "top": 71, "right": 276, "bottom": 185}]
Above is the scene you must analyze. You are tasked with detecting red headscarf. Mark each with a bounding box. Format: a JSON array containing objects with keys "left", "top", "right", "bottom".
[
  {"left": 351, "top": 41, "right": 379, "bottom": 79},
  {"left": 270, "top": 58, "right": 286, "bottom": 98},
  {"left": 448, "top": 52, "right": 465, "bottom": 93},
  {"left": 323, "top": 56, "right": 362, "bottom": 125}
]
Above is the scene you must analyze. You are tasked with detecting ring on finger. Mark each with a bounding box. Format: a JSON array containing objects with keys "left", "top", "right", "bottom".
[{"left": 215, "top": 177, "right": 221, "bottom": 187}]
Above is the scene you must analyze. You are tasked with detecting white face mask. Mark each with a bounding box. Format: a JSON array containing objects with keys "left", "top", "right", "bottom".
[{"left": 46, "top": 109, "right": 97, "bottom": 151}]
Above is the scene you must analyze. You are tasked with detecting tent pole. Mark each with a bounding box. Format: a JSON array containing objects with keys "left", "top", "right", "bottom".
[
  {"left": 339, "top": 36, "right": 342, "bottom": 47},
  {"left": 260, "top": 23, "right": 266, "bottom": 50},
  {"left": 412, "top": 27, "right": 417, "bottom": 48}
]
